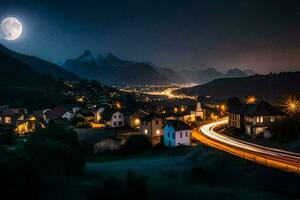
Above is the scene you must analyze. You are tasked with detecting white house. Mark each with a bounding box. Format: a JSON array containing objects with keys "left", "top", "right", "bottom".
[
  {"left": 110, "top": 111, "right": 124, "bottom": 128},
  {"left": 163, "top": 120, "right": 191, "bottom": 147},
  {"left": 101, "top": 108, "right": 124, "bottom": 128}
]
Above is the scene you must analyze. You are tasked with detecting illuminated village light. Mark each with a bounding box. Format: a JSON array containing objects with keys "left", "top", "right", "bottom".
[
  {"left": 246, "top": 96, "right": 256, "bottom": 104},
  {"left": 220, "top": 104, "right": 227, "bottom": 112},
  {"left": 174, "top": 107, "right": 178, "bottom": 113},
  {"left": 283, "top": 97, "right": 300, "bottom": 115},
  {"left": 180, "top": 106, "right": 185, "bottom": 112}
]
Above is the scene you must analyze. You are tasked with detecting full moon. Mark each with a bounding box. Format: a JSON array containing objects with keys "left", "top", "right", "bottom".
[{"left": 0, "top": 17, "right": 23, "bottom": 41}]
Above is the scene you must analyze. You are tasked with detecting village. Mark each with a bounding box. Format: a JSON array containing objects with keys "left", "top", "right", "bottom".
[{"left": 0, "top": 80, "right": 290, "bottom": 156}]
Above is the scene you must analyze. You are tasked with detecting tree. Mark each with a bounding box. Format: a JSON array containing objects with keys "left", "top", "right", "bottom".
[
  {"left": 122, "top": 135, "right": 152, "bottom": 154},
  {"left": 269, "top": 116, "right": 300, "bottom": 143},
  {"left": 0, "top": 130, "right": 16, "bottom": 145}
]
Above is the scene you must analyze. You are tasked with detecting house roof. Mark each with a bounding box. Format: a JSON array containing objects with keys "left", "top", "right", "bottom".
[
  {"left": 0, "top": 109, "right": 25, "bottom": 118},
  {"left": 47, "top": 106, "right": 71, "bottom": 120},
  {"left": 81, "top": 134, "right": 121, "bottom": 145},
  {"left": 101, "top": 108, "right": 122, "bottom": 121},
  {"left": 79, "top": 127, "right": 137, "bottom": 144},
  {"left": 78, "top": 109, "right": 94, "bottom": 117},
  {"left": 164, "top": 120, "right": 191, "bottom": 131},
  {"left": 140, "top": 114, "right": 163, "bottom": 122},
  {"left": 243, "top": 100, "right": 286, "bottom": 117},
  {"left": 130, "top": 110, "right": 149, "bottom": 118}
]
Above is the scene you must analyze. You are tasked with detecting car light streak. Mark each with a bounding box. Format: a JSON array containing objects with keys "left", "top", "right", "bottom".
[{"left": 194, "top": 118, "right": 300, "bottom": 173}]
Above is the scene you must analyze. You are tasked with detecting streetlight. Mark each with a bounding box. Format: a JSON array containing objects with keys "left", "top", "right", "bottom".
[
  {"left": 283, "top": 97, "right": 300, "bottom": 115},
  {"left": 246, "top": 96, "right": 256, "bottom": 104}
]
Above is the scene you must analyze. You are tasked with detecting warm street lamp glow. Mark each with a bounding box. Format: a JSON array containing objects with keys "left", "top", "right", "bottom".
[
  {"left": 246, "top": 96, "right": 256, "bottom": 104},
  {"left": 174, "top": 107, "right": 178, "bottom": 113},
  {"left": 283, "top": 97, "right": 300, "bottom": 115},
  {"left": 115, "top": 102, "right": 122, "bottom": 109},
  {"left": 180, "top": 106, "right": 185, "bottom": 112},
  {"left": 134, "top": 118, "right": 140, "bottom": 125},
  {"left": 220, "top": 104, "right": 226, "bottom": 112}
]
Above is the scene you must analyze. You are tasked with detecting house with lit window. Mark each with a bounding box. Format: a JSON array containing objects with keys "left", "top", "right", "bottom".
[
  {"left": 227, "top": 97, "right": 244, "bottom": 129},
  {"left": 140, "top": 114, "right": 164, "bottom": 143},
  {"left": 228, "top": 98, "right": 286, "bottom": 138},
  {"left": 0, "top": 108, "right": 43, "bottom": 135},
  {"left": 128, "top": 110, "right": 149, "bottom": 129},
  {"left": 163, "top": 120, "right": 191, "bottom": 147},
  {"left": 243, "top": 100, "right": 286, "bottom": 138}
]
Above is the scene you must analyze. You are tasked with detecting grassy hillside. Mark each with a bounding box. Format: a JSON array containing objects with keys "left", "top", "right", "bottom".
[
  {"left": 178, "top": 72, "right": 300, "bottom": 101},
  {"left": 0, "top": 44, "right": 80, "bottom": 81},
  {"left": 85, "top": 146, "right": 300, "bottom": 200},
  {"left": 0, "top": 50, "right": 70, "bottom": 109}
]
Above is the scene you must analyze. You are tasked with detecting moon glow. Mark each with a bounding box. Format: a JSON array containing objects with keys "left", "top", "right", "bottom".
[{"left": 0, "top": 17, "right": 23, "bottom": 41}]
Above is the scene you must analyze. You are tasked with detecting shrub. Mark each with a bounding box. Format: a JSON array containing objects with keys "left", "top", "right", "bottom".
[{"left": 122, "top": 134, "right": 152, "bottom": 154}]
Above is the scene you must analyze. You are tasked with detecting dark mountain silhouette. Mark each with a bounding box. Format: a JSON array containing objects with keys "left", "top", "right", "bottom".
[
  {"left": 0, "top": 44, "right": 80, "bottom": 81},
  {"left": 181, "top": 67, "right": 255, "bottom": 83},
  {"left": 181, "top": 68, "right": 224, "bottom": 83},
  {"left": 243, "top": 69, "right": 256, "bottom": 76},
  {"left": 63, "top": 51, "right": 183, "bottom": 85},
  {"left": 146, "top": 62, "right": 185, "bottom": 83},
  {"left": 178, "top": 72, "right": 300, "bottom": 101},
  {"left": 225, "top": 68, "right": 247, "bottom": 78}
]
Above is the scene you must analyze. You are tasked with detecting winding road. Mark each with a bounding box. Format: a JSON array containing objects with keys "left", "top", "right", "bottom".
[{"left": 193, "top": 118, "right": 300, "bottom": 173}]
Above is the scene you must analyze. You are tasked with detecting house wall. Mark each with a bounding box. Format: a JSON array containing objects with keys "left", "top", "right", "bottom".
[
  {"left": 228, "top": 113, "right": 241, "bottom": 128},
  {"left": 93, "top": 139, "right": 121, "bottom": 154},
  {"left": 163, "top": 125, "right": 190, "bottom": 147},
  {"left": 140, "top": 118, "right": 164, "bottom": 139},
  {"left": 110, "top": 111, "right": 124, "bottom": 128},
  {"left": 175, "top": 130, "right": 191, "bottom": 146}
]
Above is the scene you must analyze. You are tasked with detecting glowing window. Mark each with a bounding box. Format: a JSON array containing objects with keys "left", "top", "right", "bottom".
[
  {"left": 156, "top": 130, "right": 160, "bottom": 135},
  {"left": 4, "top": 117, "right": 11, "bottom": 124}
]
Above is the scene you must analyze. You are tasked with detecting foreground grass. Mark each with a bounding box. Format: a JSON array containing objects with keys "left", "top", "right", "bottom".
[{"left": 84, "top": 145, "right": 300, "bottom": 200}]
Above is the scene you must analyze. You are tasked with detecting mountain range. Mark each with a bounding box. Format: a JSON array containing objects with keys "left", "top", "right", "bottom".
[
  {"left": 178, "top": 72, "right": 300, "bottom": 101},
  {"left": 0, "top": 44, "right": 80, "bottom": 81},
  {"left": 180, "top": 68, "right": 256, "bottom": 83},
  {"left": 62, "top": 50, "right": 187, "bottom": 85}
]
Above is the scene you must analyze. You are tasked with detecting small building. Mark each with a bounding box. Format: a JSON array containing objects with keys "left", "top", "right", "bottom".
[
  {"left": 47, "top": 106, "right": 74, "bottom": 122},
  {"left": 101, "top": 108, "right": 124, "bottom": 128},
  {"left": 128, "top": 110, "right": 149, "bottom": 129},
  {"left": 0, "top": 108, "right": 43, "bottom": 135},
  {"left": 76, "top": 109, "right": 95, "bottom": 122},
  {"left": 228, "top": 98, "right": 286, "bottom": 138},
  {"left": 227, "top": 97, "right": 244, "bottom": 129},
  {"left": 81, "top": 135, "right": 122, "bottom": 154},
  {"left": 78, "top": 127, "right": 138, "bottom": 154},
  {"left": 163, "top": 120, "right": 191, "bottom": 147},
  {"left": 243, "top": 100, "right": 286, "bottom": 138},
  {"left": 140, "top": 114, "right": 164, "bottom": 142}
]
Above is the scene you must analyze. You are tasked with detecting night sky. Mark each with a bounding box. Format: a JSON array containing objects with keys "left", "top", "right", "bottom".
[{"left": 0, "top": 0, "right": 300, "bottom": 73}]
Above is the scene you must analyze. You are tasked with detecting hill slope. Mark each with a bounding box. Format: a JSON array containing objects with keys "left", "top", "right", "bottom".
[
  {"left": 0, "top": 50, "right": 69, "bottom": 109},
  {"left": 0, "top": 44, "right": 80, "bottom": 81},
  {"left": 178, "top": 72, "right": 300, "bottom": 100}
]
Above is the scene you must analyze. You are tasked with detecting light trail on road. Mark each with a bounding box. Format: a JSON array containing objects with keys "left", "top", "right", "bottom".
[{"left": 193, "top": 118, "right": 300, "bottom": 173}]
